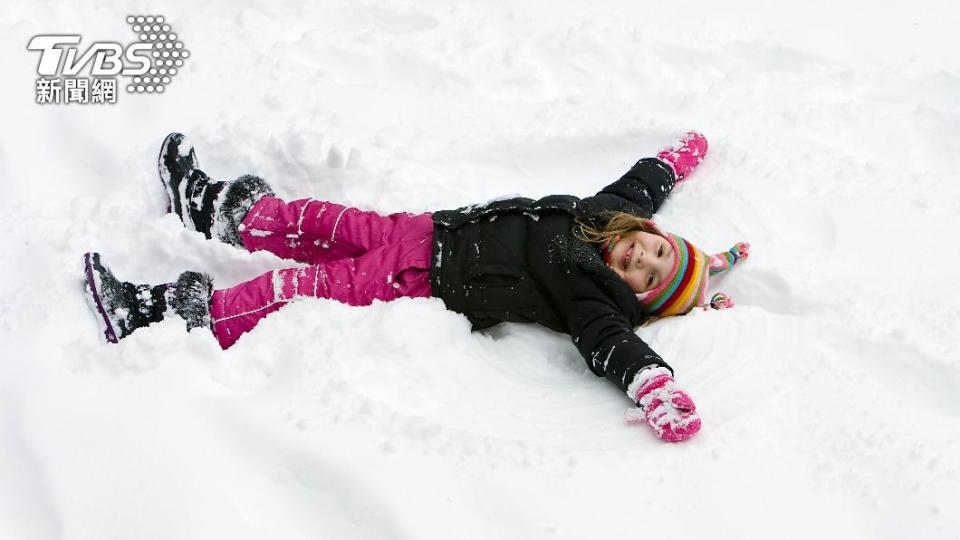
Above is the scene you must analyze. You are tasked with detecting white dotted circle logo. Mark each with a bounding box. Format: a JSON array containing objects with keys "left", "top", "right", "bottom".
[{"left": 124, "top": 15, "right": 189, "bottom": 94}]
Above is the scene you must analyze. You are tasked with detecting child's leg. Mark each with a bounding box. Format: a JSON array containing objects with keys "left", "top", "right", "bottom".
[
  {"left": 239, "top": 195, "right": 432, "bottom": 265},
  {"left": 210, "top": 217, "right": 434, "bottom": 349}
]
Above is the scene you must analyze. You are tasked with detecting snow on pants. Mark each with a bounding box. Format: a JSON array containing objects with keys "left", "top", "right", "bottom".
[{"left": 209, "top": 196, "right": 434, "bottom": 349}]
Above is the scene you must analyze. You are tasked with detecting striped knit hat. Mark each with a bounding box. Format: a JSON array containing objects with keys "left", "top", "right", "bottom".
[{"left": 632, "top": 219, "right": 750, "bottom": 318}]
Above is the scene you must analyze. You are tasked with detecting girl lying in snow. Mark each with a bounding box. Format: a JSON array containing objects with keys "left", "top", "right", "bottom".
[{"left": 82, "top": 131, "right": 749, "bottom": 443}]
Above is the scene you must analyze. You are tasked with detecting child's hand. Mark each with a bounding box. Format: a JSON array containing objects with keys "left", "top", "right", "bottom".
[{"left": 624, "top": 367, "right": 701, "bottom": 442}]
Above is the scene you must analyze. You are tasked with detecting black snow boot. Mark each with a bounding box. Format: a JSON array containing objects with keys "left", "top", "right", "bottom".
[
  {"left": 157, "top": 132, "right": 199, "bottom": 216},
  {"left": 157, "top": 132, "right": 275, "bottom": 247},
  {"left": 82, "top": 252, "right": 213, "bottom": 344}
]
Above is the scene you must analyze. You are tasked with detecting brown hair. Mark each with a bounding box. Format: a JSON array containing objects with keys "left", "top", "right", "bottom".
[{"left": 573, "top": 211, "right": 655, "bottom": 246}]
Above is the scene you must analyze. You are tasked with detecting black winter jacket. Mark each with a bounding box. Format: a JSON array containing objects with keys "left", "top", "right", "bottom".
[{"left": 429, "top": 158, "right": 678, "bottom": 394}]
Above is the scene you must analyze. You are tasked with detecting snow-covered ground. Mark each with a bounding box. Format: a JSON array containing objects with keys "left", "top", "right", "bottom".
[{"left": 2, "top": 0, "right": 959, "bottom": 538}]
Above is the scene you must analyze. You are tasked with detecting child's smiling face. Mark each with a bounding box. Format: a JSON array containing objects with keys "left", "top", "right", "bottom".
[{"left": 607, "top": 230, "right": 676, "bottom": 294}]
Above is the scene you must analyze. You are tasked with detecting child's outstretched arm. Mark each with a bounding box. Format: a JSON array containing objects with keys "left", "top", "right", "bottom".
[
  {"left": 583, "top": 132, "right": 708, "bottom": 217},
  {"left": 567, "top": 293, "right": 670, "bottom": 394},
  {"left": 567, "top": 293, "right": 702, "bottom": 443},
  {"left": 589, "top": 158, "right": 676, "bottom": 217}
]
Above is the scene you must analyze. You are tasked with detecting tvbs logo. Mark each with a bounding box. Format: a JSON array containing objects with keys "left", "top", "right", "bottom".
[
  {"left": 28, "top": 36, "right": 152, "bottom": 76},
  {"left": 27, "top": 15, "right": 190, "bottom": 105}
]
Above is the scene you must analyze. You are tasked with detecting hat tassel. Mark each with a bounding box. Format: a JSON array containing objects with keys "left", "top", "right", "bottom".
[{"left": 708, "top": 292, "right": 735, "bottom": 310}]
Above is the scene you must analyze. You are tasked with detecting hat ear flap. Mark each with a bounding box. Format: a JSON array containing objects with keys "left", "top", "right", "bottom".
[
  {"left": 708, "top": 254, "right": 726, "bottom": 273},
  {"left": 708, "top": 249, "right": 740, "bottom": 276}
]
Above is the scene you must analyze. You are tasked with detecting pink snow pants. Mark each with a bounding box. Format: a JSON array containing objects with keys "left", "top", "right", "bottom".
[{"left": 209, "top": 196, "right": 434, "bottom": 349}]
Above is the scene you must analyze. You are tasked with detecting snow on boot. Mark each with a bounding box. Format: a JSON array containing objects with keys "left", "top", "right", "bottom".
[
  {"left": 158, "top": 131, "right": 226, "bottom": 236},
  {"left": 167, "top": 268, "right": 214, "bottom": 332},
  {"left": 82, "top": 252, "right": 213, "bottom": 343},
  {"left": 213, "top": 174, "right": 275, "bottom": 248},
  {"left": 624, "top": 366, "right": 702, "bottom": 442},
  {"left": 656, "top": 131, "right": 708, "bottom": 183},
  {"left": 157, "top": 132, "right": 274, "bottom": 247},
  {"left": 157, "top": 132, "right": 200, "bottom": 216},
  {"left": 83, "top": 252, "right": 169, "bottom": 343}
]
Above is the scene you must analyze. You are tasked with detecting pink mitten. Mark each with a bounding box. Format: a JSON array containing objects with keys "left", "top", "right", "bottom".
[
  {"left": 657, "top": 131, "right": 708, "bottom": 182},
  {"left": 624, "top": 367, "right": 702, "bottom": 442}
]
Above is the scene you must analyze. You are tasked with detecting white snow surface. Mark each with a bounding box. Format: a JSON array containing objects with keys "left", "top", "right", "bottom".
[{"left": 2, "top": 1, "right": 960, "bottom": 538}]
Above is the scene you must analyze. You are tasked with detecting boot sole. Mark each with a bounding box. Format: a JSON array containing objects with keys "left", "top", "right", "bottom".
[
  {"left": 157, "top": 132, "right": 185, "bottom": 215},
  {"left": 83, "top": 252, "right": 119, "bottom": 344}
]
